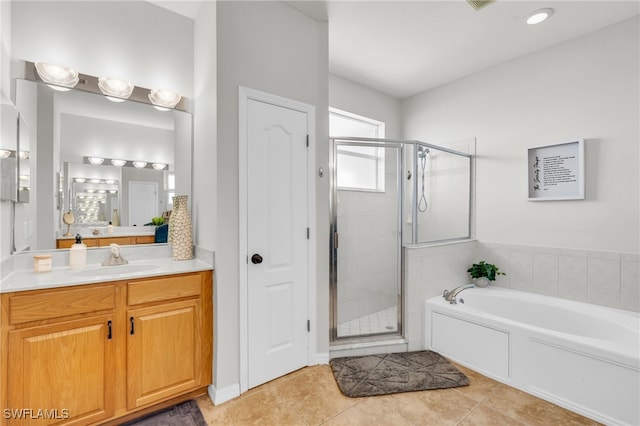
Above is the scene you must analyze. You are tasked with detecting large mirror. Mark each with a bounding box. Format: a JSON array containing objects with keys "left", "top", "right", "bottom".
[{"left": 12, "top": 79, "right": 192, "bottom": 252}]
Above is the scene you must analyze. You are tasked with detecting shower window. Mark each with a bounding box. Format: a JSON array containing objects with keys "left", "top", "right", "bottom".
[
  {"left": 330, "top": 108, "right": 386, "bottom": 192},
  {"left": 336, "top": 145, "right": 385, "bottom": 192}
]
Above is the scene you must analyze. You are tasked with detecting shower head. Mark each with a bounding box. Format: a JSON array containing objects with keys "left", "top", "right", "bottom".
[{"left": 418, "top": 146, "right": 430, "bottom": 159}]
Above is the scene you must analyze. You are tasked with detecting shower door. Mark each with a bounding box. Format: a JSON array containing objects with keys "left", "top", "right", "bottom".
[{"left": 330, "top": 139, "right": 403, "bottom": 341}]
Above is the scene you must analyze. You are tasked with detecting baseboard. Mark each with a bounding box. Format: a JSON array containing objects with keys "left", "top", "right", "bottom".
[
  {"left": 315, "top": 352, "right": 330, "bottom": 364},
  {"left": 208, "top": 383, "right": 240, "bottom": 405}
]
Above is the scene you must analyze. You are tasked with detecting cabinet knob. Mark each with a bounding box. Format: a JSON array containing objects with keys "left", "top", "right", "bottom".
[{"left": 251, "top": 254, "right": 263, "bottom": 264}]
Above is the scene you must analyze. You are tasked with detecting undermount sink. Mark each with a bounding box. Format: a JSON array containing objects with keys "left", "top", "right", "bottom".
[{"left": 70, "top": 264, "right": 160, "bottom": 277}]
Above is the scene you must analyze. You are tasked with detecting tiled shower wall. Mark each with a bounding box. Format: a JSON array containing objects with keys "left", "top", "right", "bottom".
[{"left": 403, "top": 240, "right": 640, "bottom": 352}]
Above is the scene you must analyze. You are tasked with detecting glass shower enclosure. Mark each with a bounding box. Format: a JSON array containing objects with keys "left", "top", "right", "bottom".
[{"left": 330, "top": 137, "right": 472, "bottom": 342}]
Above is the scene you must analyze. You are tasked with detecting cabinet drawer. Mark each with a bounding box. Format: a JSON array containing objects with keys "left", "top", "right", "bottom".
[
  {"left": 56, "top": 238, "right": 99, "bottom": 249},
  {"left": 128, "top": 274, "right": 201, "bottom": 306},
  {"left": 136, "top": 235, "right": 155, "bottom": 244},
  {"left": 9, "top": 284, "right": 116, "bottom": 325},
  {"left": 98, "top": 236, "right": 135, "bottom": 246}
]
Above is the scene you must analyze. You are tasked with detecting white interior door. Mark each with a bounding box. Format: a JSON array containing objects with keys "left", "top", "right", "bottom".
[
  {"left": 128, "top": 181, "right": 158, "bottom": 226},
  {"left": 247, "top": 98, "right": 309, "bottom": 388}
]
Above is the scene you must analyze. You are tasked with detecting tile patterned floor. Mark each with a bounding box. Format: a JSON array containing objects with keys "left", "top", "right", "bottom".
[
  {"left": 337, "top": 306, "right": 397, "bottom": 337},
  {"left": 195, "top": 363, "right": 601, "bottom": 425}
]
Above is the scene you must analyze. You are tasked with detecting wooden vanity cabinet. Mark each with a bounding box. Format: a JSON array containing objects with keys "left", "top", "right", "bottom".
[
  {"left": 55, "top": 235, "right": 156, "bottom": 249},
  {"left": 0, "top": 271, "right": 213, "bottom": 426}
]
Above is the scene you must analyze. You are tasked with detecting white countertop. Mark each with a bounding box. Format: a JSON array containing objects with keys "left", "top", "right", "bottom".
[
  {"left": 0, "top": 245, "right": 214, "bottom": 293},
  {"left": 1, "top": 259, "right": 212, "bottom": 293}
]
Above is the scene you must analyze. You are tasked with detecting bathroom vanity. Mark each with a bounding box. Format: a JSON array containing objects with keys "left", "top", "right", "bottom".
[{"left": 0, "top": 263, "right": 213, "bottom": 425}]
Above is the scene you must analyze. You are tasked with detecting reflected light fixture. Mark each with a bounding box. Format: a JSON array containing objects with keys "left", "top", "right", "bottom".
[
  {"left": 87, "top": 157, "right": 104, "bottom": 165},
  {"left": 19, "top": 151, "right": 30, "bottom": 159},
  {"left": 98, "top": 77, "right": 134, "bottom": 102},
  {"left": 35, "top": 62, "right": 79, "bottom": 91},
  {"left": 111, "top": 159, "right": 127, "bottom": 167},
  {"left": 74, "top": 178, "right": 86, "bottom": 183},
  {"left": 152, "top": 163, "right": 166, "bottom": 170},
  {"left": 132, "top": 161, "right": 147, "bottom": 169},
  {"left": 526, "top": 8, "right": 554, "bottom": 25},
  {"left": 148, "top": 89, "right": 181, "bottom": 110},
  {"left": 0, "top": 150, "right": 10, "bottom": 159}
]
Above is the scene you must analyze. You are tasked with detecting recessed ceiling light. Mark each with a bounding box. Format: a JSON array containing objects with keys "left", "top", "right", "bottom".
[{"left": 526, "top": 8, "right": 554, "bottom": 25}]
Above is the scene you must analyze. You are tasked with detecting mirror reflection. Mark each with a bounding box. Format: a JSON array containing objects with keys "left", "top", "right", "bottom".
[
  {"left": 12, "top": 79, "right": 192, "bottom": 252},
  {"left": 1, "top": 94, "right": 18, "bottom": 202}
]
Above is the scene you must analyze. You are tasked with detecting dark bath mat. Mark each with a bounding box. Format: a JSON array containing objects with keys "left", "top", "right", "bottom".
[
  {"left": 123, "top": 400, "right": 207, "bottom": 426},
  {"left": 330, "top": 350, "right": 469, "bottom": 398}
]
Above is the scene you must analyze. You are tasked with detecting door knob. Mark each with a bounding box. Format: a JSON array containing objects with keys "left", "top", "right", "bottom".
[{"left": 251, "top": 254, "right": 263, "bottom": 264}]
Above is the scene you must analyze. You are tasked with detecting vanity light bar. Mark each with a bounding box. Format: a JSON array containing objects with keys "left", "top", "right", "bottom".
[
  {"left": 24, "top": 61, "right": 186, "bottom": 111},
  {"left": 74, "top": 177, "right": 119, "bottom": 185},
  {"left": 83, "top": 156, "right": 169, "bottom": 170},
  {"left": 0, "top": 149, "right": 30, "bottom": 159}
]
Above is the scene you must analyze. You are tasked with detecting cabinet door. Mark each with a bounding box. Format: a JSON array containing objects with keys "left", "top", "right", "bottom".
[
  {"left": 127, "top": 299, "right": 201, "bottom": 409},
  {"left": 7, "top": 315, "right": 115, "bottom": 426}
]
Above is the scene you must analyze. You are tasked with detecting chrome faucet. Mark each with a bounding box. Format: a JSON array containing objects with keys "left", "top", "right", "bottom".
[
  {"left": 102, "top": 244, "right": 129, "bottom": 266},
  {"left": 442, "top": 284, "right": 475, "bottom": 304}
]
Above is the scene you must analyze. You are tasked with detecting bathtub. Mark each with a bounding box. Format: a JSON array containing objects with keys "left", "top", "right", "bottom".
[{"left": 424, "top": 286, "right": 640, "bottom": 426}]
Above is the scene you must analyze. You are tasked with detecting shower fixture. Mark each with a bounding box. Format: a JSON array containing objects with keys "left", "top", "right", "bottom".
[{"left": 418, "top": 146, "right": 429, "bottom": 212}]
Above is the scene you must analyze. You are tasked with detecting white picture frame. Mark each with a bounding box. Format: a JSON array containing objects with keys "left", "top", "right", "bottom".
[{"left": 527, "top": 139, "right": 585, "bottom": 201}]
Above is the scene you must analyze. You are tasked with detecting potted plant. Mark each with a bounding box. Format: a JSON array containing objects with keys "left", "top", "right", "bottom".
[{"left": 467, "top": 261, "right": 505, "bottom": 288}]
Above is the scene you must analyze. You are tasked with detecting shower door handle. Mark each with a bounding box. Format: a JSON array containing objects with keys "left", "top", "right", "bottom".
[{"left": 251, "top": 253, "right": 263, "bottom": 264}]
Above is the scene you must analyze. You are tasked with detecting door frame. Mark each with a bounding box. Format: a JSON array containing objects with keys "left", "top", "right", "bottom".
[{"left": 238, "top": 86, "right": 317, "bottom": 393}]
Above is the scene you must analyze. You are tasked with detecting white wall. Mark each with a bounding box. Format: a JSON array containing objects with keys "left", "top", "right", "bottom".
[
  {"left": 216, "top": 0, "right": 329, "bottom": 390},
  {"left": 402, "top": 17, "right": 639, "bottom": 254},
  {"left": 193, "top": 0, "right": 217, "bottom": 398},
  {"left": 329, "top": 73, "right": 400, "bottom": 139},
  {"left": 59, "top": 115, "right": 174, "bottom": 165},
  {"left": 194, "top": 1, "right": 217, "bottom": 253},
  {"left": 11, "top": 1, "right": 194, "bottom": 98}
]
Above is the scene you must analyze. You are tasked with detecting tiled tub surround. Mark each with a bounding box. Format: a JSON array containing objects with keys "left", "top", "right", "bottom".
[{"left": 475, "top": 242, "right": 640, "bottom": 312}]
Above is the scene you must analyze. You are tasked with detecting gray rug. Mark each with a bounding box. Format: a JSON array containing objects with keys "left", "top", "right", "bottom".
[
  {"left": 123, "top": 400, "right": 207, "bottom": 426},
  {"left": 330, "top": 350, "right": 469, "bottom": 398}
]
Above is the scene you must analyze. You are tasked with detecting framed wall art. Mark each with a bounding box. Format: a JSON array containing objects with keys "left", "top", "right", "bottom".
[{"left": 528, "top": 139, "right": 584, "bottom": 201}]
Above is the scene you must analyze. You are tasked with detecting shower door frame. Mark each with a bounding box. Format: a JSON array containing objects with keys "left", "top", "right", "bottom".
[
  {"left": 330, "top": 137, "right": 405, "bottom": 343},
  {"left": 329, "top": 137, "right": 474, "bottom": 344}
]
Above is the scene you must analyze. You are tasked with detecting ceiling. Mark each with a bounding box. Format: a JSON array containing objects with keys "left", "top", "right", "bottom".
[{"left": 151, "top": 0, "right": 639, "bottom": 100}]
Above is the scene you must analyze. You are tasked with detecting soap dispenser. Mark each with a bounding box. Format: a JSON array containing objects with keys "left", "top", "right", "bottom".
[{"left": 69, "top": 234, "right": 87, "bottom": 269}]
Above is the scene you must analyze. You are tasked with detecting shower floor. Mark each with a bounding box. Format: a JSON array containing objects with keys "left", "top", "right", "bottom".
[{"left": 337, "top": 306, "right": 398, "bottom": 337}]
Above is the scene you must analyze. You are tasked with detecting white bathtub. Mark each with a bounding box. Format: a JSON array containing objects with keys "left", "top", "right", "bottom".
[{"left": 424, "top": 286, "right": 640, "bottom": 426}]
